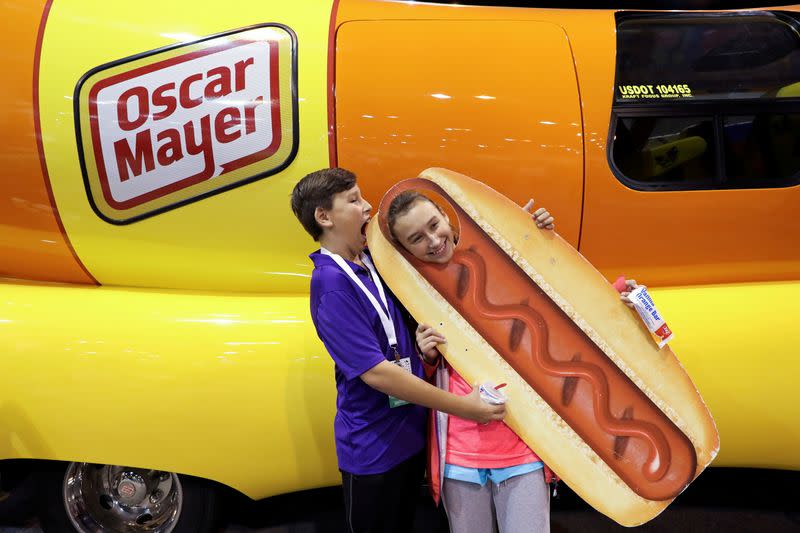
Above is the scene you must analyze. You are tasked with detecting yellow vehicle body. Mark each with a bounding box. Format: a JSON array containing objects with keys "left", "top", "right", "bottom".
[{"left": 1, "top": 0, "right": 799, "bottom": 502}]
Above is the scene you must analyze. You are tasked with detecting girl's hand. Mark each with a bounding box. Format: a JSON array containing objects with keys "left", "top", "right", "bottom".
[
  {"left": 461, "top": 384, "right": 506, "bottom": 424},
  {"left": 523, "top": 199, "right": 555, "bottom": 230},
  {"left": 619, "top": 279, "right": 639, "bottom": 309},
  {"left": 416, "top": 323, "right": 446, "bottom": 364}
]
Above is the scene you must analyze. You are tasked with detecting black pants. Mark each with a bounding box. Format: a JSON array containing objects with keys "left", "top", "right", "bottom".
[{"left": 341, "top": 451, "right": 425, "bottom": 533}]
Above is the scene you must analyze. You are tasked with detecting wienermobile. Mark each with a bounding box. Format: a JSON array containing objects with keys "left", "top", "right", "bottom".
[{"left": 1, "top": 0, "right": 798, "bottom": 531}]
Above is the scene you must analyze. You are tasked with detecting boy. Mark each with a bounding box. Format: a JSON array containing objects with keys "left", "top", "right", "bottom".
[{"left": 290, "top": 168, "right": 504, "bottom": 533}]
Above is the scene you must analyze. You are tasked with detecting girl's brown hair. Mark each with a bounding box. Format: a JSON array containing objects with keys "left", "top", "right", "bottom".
[{"left": 386, "top": 190, "right": 439, "bottom": 241}]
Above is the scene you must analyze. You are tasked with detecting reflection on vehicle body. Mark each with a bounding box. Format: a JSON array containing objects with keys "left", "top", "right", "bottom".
[{"left": 0, "top": 1, "right": 798, "bottom": 531}]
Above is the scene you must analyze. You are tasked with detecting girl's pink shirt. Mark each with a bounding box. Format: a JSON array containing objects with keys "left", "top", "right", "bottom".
[{"left": 445, "top": 367, "right": 540, "bottom": 468}]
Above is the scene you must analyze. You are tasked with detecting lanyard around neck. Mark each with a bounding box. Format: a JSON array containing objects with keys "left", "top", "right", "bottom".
[{"left": 320, "top": 247, "right": 398, "bottom": 350}]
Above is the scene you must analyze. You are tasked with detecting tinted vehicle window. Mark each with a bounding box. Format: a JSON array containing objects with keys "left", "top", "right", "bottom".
[
  {"left": 613, "top": 117, "right": 716, "bottom": 188},
  {"left": 616, "top": 13, "right": 800, "bottom": 102},
  {"left": 610, "top": 11, "right": 800, "bottom": 191},
  {"left": 724, "top": 113, "right": 800, "bottom": 185}
]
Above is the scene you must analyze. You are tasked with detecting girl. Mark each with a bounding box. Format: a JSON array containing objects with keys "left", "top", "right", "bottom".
[{"left": 387, "top": 191, "right": 636, "bottom": 533}]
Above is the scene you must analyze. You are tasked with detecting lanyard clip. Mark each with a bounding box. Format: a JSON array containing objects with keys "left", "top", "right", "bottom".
[{"left": 392, "top": 344, "right": 400, "bottom": 361}]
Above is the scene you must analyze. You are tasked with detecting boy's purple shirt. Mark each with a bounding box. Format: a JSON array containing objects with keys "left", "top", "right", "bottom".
[{"left": 309, "top": 249, "right": 426, "bottom": 475}]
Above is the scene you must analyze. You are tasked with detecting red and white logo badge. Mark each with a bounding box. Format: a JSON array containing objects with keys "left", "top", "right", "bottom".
[{"left": 76, "top": 25, "right": 296, "bottom": 223}]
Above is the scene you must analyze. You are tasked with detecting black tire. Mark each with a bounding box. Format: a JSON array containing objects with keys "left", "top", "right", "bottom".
[
  {"left": 37, "top": 462, "right": 219, "bottom": 533},
  {"left": 0, "top": 460, "right": 37, "bottom": 524}
]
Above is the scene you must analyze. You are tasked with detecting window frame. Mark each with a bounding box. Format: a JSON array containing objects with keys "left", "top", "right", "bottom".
[{"left": 608, "top": 11, "right": 800, "bottom": 192}]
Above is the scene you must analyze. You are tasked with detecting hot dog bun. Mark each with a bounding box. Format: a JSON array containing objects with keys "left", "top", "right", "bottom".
[{"left": 367, "top": 168, "right": 719, "bottom": 526}]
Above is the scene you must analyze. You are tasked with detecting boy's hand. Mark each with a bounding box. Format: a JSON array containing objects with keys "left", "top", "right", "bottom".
[
  {"left": 523, "top": 199, "right": 555, "bottom": 230},
  {"left": 416, "top": 324, "right": 446, "bottom": 364},
  {"left": 619, "top": 279, "right": 639, "bottom": 309},
  {"left": 461, "top": 384, "right": 506, "bottom": 424}
]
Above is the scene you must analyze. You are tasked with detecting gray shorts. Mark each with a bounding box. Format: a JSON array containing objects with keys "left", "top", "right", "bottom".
[{"left": 442, "top": 468, "right": 550, "bottom": 533}]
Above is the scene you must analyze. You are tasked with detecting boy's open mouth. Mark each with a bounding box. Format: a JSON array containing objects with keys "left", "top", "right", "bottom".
[{"left": 360, "top": 221, "right": 368, "bottom": 238}]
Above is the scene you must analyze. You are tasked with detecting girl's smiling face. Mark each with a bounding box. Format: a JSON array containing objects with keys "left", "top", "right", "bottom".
[{"left": 391, "top": 198, "right": 455, "bottom": 264}]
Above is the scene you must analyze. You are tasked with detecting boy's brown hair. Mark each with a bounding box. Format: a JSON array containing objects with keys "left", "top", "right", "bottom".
[{"left": 291, "top": 168, "right": 357, "bottom": 241}]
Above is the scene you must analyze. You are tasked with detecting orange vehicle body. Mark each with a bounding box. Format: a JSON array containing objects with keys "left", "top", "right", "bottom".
[
  {"left": 0, "top": 0, "right": 798, "bottom": 508},
  {"left": 6, "top": 1, "right": 799, "bottom": 287}
]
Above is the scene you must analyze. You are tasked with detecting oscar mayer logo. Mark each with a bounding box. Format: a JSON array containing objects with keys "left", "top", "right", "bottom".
[{"left": 75, "top": 25, "right": 297, "bottom": 224}]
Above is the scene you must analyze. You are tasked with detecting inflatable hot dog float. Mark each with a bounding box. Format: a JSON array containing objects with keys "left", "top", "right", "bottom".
[{"left": 366, "top": 168, "right": 719, "bottom": 526}]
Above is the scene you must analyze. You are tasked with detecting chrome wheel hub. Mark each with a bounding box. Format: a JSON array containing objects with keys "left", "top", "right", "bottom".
[{"left": 63, "top": 463, "right": 182, "bottom": 532}]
